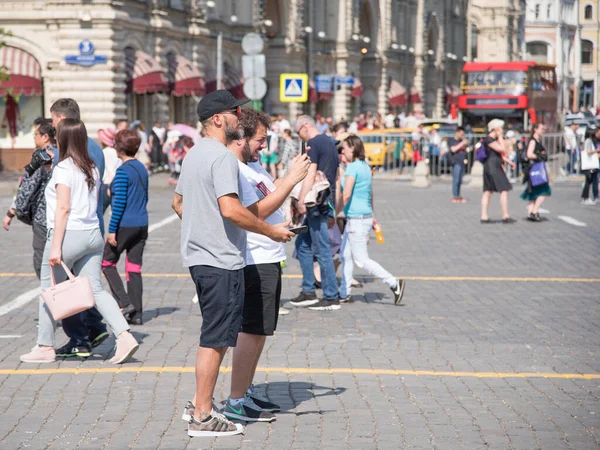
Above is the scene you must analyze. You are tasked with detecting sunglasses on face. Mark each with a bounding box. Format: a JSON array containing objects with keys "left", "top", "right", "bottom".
[{"left": 221, "top": 106, "right": 242, "bottom": 118}]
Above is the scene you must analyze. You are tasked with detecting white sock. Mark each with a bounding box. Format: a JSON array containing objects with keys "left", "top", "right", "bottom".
[{"left": 229, "top": 397, "right": 244, "bottom": 405}]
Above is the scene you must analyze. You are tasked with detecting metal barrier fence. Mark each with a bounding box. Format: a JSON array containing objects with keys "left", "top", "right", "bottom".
[{"left": 358, "top": 132, "right": 572, "bottom": 181}]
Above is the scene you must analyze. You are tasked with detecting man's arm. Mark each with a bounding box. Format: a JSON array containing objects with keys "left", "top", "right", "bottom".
[
  {"left": 296, "top": 163, "right": 318, "bottom": 214},
  {"left": 218, "top": 194, "right": 293, "bottom": 243},
  {"left": 172, "top": 193, "right": 183, "bottom": 219},
  {"left": 250, "top": 154, "right": 310, "bottom": 220}
]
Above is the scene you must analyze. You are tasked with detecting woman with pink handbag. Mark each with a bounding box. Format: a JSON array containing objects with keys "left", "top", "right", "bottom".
[{"left": 20, "top": 119, "right": 139, "bottom": 364}]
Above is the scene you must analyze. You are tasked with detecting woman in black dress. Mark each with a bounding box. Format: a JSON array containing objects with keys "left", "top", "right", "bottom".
[{"left": 480, "top": 119, "right": 516, "bottom": 224}]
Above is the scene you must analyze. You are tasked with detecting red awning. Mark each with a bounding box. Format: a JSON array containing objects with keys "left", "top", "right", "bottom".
[
  {"left": 409, "top": 86, "right": 422, "bottom": 104},
  {"left": 126, "top": 50, "right": 169, "bottom": 94},
  {"left": 0, "top": 46, "right": 42, "bottom": 96},
  {"left": 224, "top": 62, "right": 245, "bottom": 99},
  {"left": 388, "top": 80, "right": 407, "bottom": 106},
  {"left": 351, "top": 78, "right": 363, "bottom": 98},
  {"left": 308, "top": 81, "right": 318, "bottom": 104},
  {"left": 172, "top": 55, "right": 205, "bottom": 97},
  {"left": 318, "top": 92, "right": 334, "bottom": 101}
]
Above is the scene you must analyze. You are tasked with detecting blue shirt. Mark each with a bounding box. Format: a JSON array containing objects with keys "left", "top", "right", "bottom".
[
  {"left": 109, "top": 159, "right": 148, "bottom": 233},
  {"left": 53, "top": 137, "right": 106, "bottom": 235},
  {"left": 341, "top": 160, "right": 372, "bottom": 217}
]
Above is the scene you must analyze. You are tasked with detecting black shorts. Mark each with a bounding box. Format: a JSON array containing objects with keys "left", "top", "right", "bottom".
[
  {"left": 189, "top": 265, "right": 245, "bottom": 348},
  {"left": 242, "top": 263, "right": 282, "bottom": 336}
]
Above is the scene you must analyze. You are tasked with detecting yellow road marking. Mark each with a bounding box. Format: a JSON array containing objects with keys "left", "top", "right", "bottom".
[
  {"left": 0, "top": 366, "right": 597, "bottom": 379},
  {"left": 1, "top": 273, "right": 599, "bottom": 283}
]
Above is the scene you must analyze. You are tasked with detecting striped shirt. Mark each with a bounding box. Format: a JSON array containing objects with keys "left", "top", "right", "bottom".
[{"left": 108, "top": 159, "right": 148, "bottom": 233}]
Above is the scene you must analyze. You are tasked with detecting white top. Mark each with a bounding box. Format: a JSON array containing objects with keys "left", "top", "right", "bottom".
[
  {"left": 564, "top": 127, "right": 578, "bottom": 150},
  {"left": 45, "top": 157, "right": 100, "bottom": 231},
  {"left": 102, "top": 147, "right": 121, "bottom": 185},
  {"left": 238, "top": 161, "right": 287, "bottom": 265},
  {"left": 384, "top": 113, "right": 395, "bottom": 129},
  {"left": 276, "top": 119, "right": 291, "bottom": 131}
]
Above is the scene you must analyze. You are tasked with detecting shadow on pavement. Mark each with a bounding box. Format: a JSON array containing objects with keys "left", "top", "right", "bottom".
[{"left": 142, "top": 307, "right": 180, "bottom": 324}]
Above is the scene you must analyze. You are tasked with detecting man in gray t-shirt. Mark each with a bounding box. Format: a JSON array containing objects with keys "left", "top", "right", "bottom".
[
  {"left": 171, "top": 90, "right": 294, "bottom": 438},
  {"left": 175, "top": 138, "right": 246, "bottom": 270}
]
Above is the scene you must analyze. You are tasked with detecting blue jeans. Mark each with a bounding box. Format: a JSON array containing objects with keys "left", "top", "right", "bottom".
[
  {"left": 295, "top": 208, "right": 338, "bottom": 300},
  {"left": 565, "top": 149, "right": 579, "bottom": 175},
  {"left": 452, "top": 163, "right": 465, "bottom": 198}
]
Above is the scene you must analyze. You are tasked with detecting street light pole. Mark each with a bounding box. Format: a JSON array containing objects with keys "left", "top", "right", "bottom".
[
  {"left": 307, "top": 0, "right": 314, "bottom": 114},
  {"left": 216, "top": 31, "right": 223, "bottom": 89}
]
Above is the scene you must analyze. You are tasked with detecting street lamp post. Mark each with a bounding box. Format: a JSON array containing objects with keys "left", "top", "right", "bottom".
[{"left": 307, "top": 0, "right": 314, "bottom": 105}]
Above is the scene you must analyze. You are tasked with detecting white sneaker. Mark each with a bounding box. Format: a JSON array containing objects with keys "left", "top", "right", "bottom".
[
  {"left": 278, "top": 307, "right": 290, "bottom": 315},
  {"left": 584, "top": 198, "right": 596, "bottom": 206}
]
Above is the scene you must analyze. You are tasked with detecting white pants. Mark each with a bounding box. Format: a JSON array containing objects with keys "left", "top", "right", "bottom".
[{"left": 339, "top": 217, "right": 396, "bottom": 299}]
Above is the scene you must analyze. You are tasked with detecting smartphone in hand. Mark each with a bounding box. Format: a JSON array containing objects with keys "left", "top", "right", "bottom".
[
  {"left": 286, "top": 225, "right": 308, "bottom": 235},
  {"left": 301, "top": 141, "right": 306, "bottom": 155}
]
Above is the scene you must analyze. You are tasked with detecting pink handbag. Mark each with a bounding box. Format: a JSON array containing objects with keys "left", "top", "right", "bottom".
[{"left": 41, "top": 261, "right": 95, "bottom": 321}]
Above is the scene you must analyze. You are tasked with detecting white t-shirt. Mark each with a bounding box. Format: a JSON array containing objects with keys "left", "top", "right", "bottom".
[
  {"left": 238, "top": 161, "right": 287, "bottom": 265},
  {"left": 102, "top": 147, "right": 121, "bottom": 185},
  {"left": 45, "top": 157, "right": 100, "bottom": 231}
]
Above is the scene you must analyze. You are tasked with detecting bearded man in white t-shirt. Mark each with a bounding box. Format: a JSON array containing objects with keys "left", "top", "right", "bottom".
[{"left": 221, "top": 108, "right": 311, "bottom": 423}]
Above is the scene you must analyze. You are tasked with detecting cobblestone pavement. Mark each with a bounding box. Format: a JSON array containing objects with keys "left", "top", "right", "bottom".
[{"left": 0, "top": 174, "right": 598, "bottom": 450}]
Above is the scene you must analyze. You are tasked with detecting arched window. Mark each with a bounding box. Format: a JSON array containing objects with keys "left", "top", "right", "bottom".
[
  {"left": 585, "top": 4, "right": 593, "bottom": 19},
  {"left": 582, "top": 40, "right": 594, "bottom": 64},
  {"left": 526, "top": 42, "right": 548, "bottom": 63}
]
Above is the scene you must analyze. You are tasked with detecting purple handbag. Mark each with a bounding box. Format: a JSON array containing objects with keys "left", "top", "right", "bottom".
[
  {"left": 529, "top": 162, "right": 548, "bottom": 187},
  {"left": 475, "top": 141, "right": 487, "bottom": 163}
]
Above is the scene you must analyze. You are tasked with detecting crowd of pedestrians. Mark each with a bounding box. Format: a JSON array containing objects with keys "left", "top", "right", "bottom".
[{"left": 5, "top": 86, "right": 596, "bottom": 439}]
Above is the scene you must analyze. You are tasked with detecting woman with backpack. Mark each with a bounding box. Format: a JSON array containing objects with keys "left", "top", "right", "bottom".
[
  {"left": 520, "top": 122, "right": 551, "bottom": 221},
  {"left": 480, "top": 119, "right": 517, "bottom": 224},
  {"left": 580, "top": 127, "right": 600, "bottom": 205}
]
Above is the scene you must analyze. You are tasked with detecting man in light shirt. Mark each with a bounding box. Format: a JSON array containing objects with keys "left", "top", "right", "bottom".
[{"left": 223, "top": 108, "right": 310, "bottom": 422}]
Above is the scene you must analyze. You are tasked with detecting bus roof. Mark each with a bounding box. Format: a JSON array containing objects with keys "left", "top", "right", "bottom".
[{"left": 462, "top": 61, "right": 556, "bottom": 72}]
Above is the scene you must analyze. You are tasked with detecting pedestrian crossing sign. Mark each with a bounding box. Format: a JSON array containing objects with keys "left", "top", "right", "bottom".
[{"left": 280, "top": 73, "right": 308, "bottom": 102}]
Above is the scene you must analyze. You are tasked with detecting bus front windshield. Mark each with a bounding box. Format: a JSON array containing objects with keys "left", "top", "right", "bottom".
[{"left": 461, "top": 71, "right": 527, "bottom": 96}]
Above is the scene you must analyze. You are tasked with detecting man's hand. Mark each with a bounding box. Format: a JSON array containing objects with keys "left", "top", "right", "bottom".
[
  {"left": 2, "top": 214, "right": 12, "bottom": 231},
  {"left": 267, "top": 222, "right": 295, "bottom": 243},
  {"left": 107, "top": 233, "right": 117, "bottom": 247},
  {"left": 286, "top": 154, "right": 311, "bottom": 185}
]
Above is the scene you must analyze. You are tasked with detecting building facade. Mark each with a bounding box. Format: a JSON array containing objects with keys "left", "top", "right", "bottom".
[
  {"left": 0, "top": 0, "right": 468, "bottom": 162},
  {"left": 524, "top": 0, "right": 581, "bottom": 112},
  {"left": 579, "top": 0, "right": 599, "bottom": 107},
  {"left": 467, "top": 0, "right": 527, "bottom": 63}
]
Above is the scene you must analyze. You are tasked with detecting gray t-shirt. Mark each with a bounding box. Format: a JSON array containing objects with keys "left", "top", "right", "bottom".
[{"left": 175, "top": 137, "right": 246, "bottom": 270}]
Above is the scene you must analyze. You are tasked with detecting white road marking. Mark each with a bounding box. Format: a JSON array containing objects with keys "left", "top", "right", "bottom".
[
  {"left": 0, "top": 214, "right": 180, "bottom": 317},
  {"left": 0, "top": 335, "right": 22, "bottom": 338},
  {"left": 148, "top": 214, "right": 179, "bottom": 233},
  {"left": 558, "top": 216, "right": 587, "bottom": 227},
  {"left": 538, "top": 208, "right": 550, "bottom": 214},
  {"left": 0, "top": 287, "right": 41, "bottom": 317}
]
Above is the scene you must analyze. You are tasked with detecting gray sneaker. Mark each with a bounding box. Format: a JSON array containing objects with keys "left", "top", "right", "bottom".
[
  {"left": 181, "top": 400, "right": 195, "bottom": 422},
  {"left": 188, "top": 409, "right": 244, "bottom": 437}
]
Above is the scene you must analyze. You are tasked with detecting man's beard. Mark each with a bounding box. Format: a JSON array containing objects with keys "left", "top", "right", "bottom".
[
  {"left": 225, "top": 123, "right": 243, "bottom": 143},
  {"left": 243, "top": 142, "right": 258, "bottom": 163}
]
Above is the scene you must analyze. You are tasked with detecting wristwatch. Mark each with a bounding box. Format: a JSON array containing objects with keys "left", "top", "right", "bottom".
[{"left": 6, "top": 210, "right": 15, "bottom": 219}]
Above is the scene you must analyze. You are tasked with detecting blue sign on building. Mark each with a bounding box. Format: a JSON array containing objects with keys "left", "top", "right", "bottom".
[
  {"left": 335, "top": 75, "right": 355, "bottom": 86},
  {"left": 315, "top": 75, "right": 334, "bottom": 93},
  {"left": 65, "top": 40, "right": 108, "bottom": 67}
]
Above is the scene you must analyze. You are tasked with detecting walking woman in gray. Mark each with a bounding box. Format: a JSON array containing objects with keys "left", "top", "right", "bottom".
[{"left": 20, "top": 119, "right": 139, "bottom": 364}]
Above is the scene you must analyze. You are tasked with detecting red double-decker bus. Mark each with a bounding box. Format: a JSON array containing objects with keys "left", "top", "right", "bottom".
[{"left": 458, "top": 61, "right": 558, "bottom": 133}]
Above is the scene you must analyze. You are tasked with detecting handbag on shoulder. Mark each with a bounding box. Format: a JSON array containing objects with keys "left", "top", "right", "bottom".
[{"left": 41, "top": 261, "right": 95, "bottom": 321}]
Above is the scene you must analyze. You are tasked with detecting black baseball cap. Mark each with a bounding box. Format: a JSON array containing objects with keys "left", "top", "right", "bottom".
[{"left": 197, "top": 90, "right": 250, "bottom": 121}]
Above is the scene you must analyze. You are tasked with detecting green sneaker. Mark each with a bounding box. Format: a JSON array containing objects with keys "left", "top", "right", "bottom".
[{"left": 223, "top": 396, "right": 276, "bottom": 422}]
